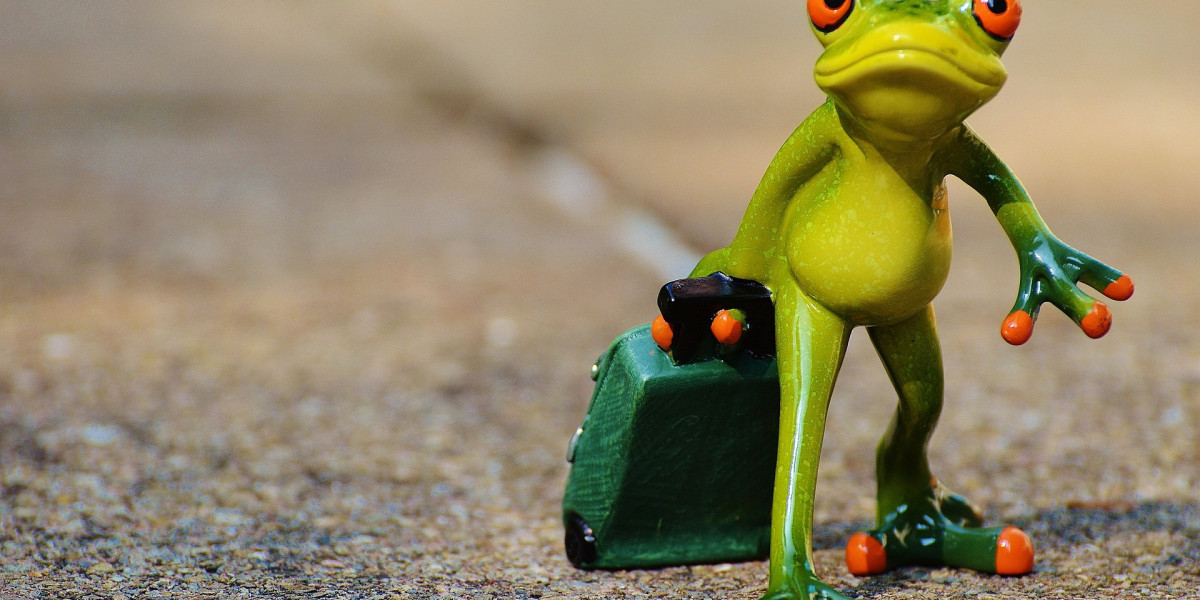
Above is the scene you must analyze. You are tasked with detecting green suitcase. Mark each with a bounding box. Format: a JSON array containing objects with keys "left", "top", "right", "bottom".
[{"left": 562, "top": 273, "right": 780, "bottom": 569}]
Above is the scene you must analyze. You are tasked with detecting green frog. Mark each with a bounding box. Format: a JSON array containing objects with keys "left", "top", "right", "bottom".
[{"left": 686, "top": 0, "right": 1134, "bottom": 598}]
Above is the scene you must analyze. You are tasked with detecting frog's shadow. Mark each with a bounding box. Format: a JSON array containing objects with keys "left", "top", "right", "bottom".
[{"left": 816, "top": 500, "right": 1200, "bottom": 597}]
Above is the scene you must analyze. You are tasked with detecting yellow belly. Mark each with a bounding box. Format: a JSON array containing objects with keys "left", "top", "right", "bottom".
[{"left": 783, "top": 166, "right": 952, "bottom": 326}]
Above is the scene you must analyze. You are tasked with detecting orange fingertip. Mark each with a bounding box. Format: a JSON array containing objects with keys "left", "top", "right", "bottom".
[
  {"left": 1081, "top": 302, "right": 1112, "bottom": 339},
  {"left": 995, "top": 526, "right": 1035, "bottom": 575},
  {"left": 1103, "top": 274, "right": 1134, "bottom": 301},
  {"left": 651, "top": 315, "right": 673, "bottom": 350},
  {"left": 845, "top": 532, "right": 887, "bottom": 576},
  {"left": 1001, "top": 310, "right": 1034, "bottom": 345},
  {"left": 710, "top": 309, "right": 744, "bottom": 345}
]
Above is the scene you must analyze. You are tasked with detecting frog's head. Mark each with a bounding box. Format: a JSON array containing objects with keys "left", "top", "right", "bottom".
[{"left": 810, "top": 0, "right": 1020, "bottom": 142}]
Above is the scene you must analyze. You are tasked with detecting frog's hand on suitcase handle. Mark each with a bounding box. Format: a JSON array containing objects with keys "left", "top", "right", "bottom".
[
  {"left": 652, "top": 271, "right": 775, "bottom": 364},
  {"left": 651, "top": 309, "right": 743, "bottom": 351}
]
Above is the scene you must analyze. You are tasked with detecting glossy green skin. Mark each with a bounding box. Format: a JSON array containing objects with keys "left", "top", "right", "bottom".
[{"left": 690, "top": 2, "right": 1130, "bottom": 598}]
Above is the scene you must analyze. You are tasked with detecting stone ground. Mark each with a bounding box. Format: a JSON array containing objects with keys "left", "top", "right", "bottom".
[{"left": 1, "top": 1, "right": 1198, "bottom": 598}]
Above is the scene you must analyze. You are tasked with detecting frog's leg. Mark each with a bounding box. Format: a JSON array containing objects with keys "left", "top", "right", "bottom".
[
  {"left": 868, "top": 305, "right": 981, "bottom": 526},
  {"left": 762, "top": 279, "right": 853, "bottom": 600},
  {"left": 844, "top": 305, "right": 1035, "bottom": 577}
]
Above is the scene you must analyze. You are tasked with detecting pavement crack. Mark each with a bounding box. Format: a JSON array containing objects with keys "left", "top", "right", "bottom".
[{"left": 348, "top": 16, "right": 702, "bottom": 281}]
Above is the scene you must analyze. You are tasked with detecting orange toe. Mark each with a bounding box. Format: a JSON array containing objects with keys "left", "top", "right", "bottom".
[
  {"left": 995, "top": 525, "right": 1035, "bottom": 575},
  {"left": 845, "top": 532, "right": 887, "bottom": 576}
]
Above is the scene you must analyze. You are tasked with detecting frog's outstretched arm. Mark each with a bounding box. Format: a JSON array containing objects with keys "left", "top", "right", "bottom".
[
  {"left": 948, "top": 127, "right": 1134, "bottom": 344},
  {"left": 692, "top": 101, "right": 841, "bottom": 282}
]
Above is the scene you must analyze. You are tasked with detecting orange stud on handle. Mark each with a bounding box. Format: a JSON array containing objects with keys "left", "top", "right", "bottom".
[
  {"left": 995, "top": 526, "right": 1035, "bottom": 575},
  {"left": 845, "top": 532, "right": 887, "bottom": 576},
  {"left": 1001, "top": 310, "right": 1034, "bottom": 345},
  {"left": 1080, "top": 302, "right": 1112, "bottom": 339},
  {"left": 710, "top": 310, "right": 744, "bottom": 345},
  {"left": 1103, "top": 274, "right": 1135, "bottom": 301},
  {"left": 651, "top": 315, "right": 673, "bottom": 351}
]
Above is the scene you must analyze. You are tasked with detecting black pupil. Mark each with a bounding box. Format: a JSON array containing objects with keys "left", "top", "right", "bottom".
[
  {"left": 825, "top": 0, "right": 847, "bottom": 9},
  {"left": 986, "top": 0, "right": 1008, "bottom": 13}
]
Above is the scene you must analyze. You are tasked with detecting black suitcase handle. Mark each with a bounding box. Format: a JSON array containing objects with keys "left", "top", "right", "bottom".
[{"left": 656, "top": 272, "right": 775, "bottom": 364}]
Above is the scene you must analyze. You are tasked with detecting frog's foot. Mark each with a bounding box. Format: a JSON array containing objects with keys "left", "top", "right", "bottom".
[
  {"left": 931, "top": 481, "right": 984, "bottom": 528},
  {"left": 845, "top": 487, "right": 1034, "bottom": 576},
  {"left": 761, "top": 574, "right": 852, "bottom": 600}
]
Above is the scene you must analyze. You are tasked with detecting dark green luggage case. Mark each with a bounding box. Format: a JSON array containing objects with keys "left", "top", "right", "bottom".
[{"left": 562, "top": 273, "right": 780, "bottom": 569}]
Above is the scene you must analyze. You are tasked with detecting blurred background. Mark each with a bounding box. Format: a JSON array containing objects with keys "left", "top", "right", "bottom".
[{"left": 1, "top": 1, "right": 1197, "bottom": 598}]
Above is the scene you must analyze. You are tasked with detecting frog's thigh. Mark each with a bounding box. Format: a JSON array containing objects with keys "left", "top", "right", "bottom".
[
  {"left": 866, "top": 305, "right": 943, "bottom": 512},
  {"left": 767, "top": 279, "right": 851, "bottom": 588}
]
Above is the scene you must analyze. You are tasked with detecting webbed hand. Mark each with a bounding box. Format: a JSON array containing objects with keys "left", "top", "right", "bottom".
[{"left": 1001, "top": 232, "right": 1134, "bottom": 345}]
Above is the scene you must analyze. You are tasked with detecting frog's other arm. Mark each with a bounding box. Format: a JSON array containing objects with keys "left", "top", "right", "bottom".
[
  {"left": 946, "top": 127, "right": 1134, "bottom": 345},
  {"left": 691, "top": 101, "right": 841, "bottom": 283}
]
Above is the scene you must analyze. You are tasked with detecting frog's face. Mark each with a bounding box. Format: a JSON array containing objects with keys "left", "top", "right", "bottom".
[{"left": 810, "top": 0, "right": 1020, "bottom": 141}]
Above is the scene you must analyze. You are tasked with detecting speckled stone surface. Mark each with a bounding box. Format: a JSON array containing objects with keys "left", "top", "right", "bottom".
[{"left": 1, "top": 2, "right": 1198, "bottom": 599}]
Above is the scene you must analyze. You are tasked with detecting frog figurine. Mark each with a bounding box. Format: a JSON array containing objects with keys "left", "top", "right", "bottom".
[{"left": 674, "top": 0, "right": 1134, "bottom": 598}]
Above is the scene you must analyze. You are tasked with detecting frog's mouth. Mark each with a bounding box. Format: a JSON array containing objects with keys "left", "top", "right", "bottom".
[
  {"left": 814, "top": 22, "right": 1007, "bottom": 139},
  {"left": 816, "top": 47, "right": 1005, "bottom": 95}
]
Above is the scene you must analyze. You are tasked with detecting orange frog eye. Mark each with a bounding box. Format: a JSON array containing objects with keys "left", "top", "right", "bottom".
[
  {"left": 808, "top": 0, "right": 853, "bottom": 33},
  {"left": 973, "top": 0, "right": 1022, "bottom": 41}
]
